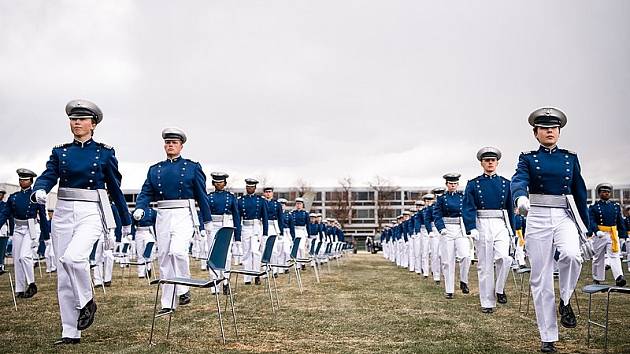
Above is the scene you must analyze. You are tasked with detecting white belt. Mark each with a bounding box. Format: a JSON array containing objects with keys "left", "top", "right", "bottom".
[
  {"left": 476, "top": 210, "right": 504, "bottom": 218},
  {"left": 14, "top": 218, "right": 39, "bottom": 239},
  {"left": 243, "top": 219, "right": 260, "bottom": 226},
  {"left": 14, "top": 219, "right": 34, "bottom": 226},
  {"left": 295, "top": 226, "right": 307, "bottom": 230},
  {"left": 157, "top": 199, "right": 190, "bottom": 209},
  {"left": 443, "top": 217, "right": 462, "bottom": 224},
  {"left": 58, "top": 188, "right": 116, "bottom": 230},
  {"left": 136, "top": 226, "right": 152, "bottom": 231},
  {"left": 529, "top": 194, "right": 568, "bottom": 208}
]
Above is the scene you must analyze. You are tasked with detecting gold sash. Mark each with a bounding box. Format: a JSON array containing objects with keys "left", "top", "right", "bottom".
[{"left": 597, "top": 225, "right": 620, "bottom": 253}]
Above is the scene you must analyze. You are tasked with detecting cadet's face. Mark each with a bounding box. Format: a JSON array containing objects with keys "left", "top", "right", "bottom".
[
  {"left": 70, "top": 117, "right": 96, "bottom": 139},
  {"left": 295, "top": 202, "right": 304, "bottom": 210},
  {"left": 245, "top": 185, "right": 256, "bottom": 194},
  {"left": 263, "top": 190, "right": 274, "bottom": 199},
  {"left": 19, "top": 179, "right": 32, "bottom": 189},
  {"left": 164, "top": 139, "right": 183, "bottom": 157},
  {"left": 446, "top": 181, "right": 458, "bottom": 192},
  {"left": 213, "top": 181, "right": 226, "bottom": 191},
  {"left": 481, "top": 158, "right": 498, "bottom": 174},
  {"left": 599, "top": 190, "right": 611, "bottom": 201},
  {"left": 0, "top": 193, "right": 5, "bottom": 201},
  {"left": 534, "top": 127, "right": 560, "bottom": 147}
]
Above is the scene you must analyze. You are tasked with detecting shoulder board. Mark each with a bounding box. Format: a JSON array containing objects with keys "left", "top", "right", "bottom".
[
  {"left": 557, "top": 148, "right": 576, "bottom": 155},
  {"left": 520, "top": 150, "right": 536, "bottom": 155},
  {"left": 53, "top": 142, "right": 72, "bottom": 149},
  {"left": 96, "top": 142, "right": 114, "bottom": 150}
]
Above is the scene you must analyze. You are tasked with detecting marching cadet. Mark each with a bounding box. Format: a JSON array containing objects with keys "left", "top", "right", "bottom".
[
  {"left": 44, "top": 209, "right": 57, "bottom": 273},
  {"left": 206, "top": 172, "right": 240, "bottom": 292},
  {"left": 422, "top": 193, "right": 440, "bottom": 282},
  {"left": 402, "top": 211, "right": 412, "bottom": 271},
  {"left": 278, "top": 198, "right": 294, "bottom": 269},
  {"left": 511, "top": 108, "right": 587, "bottom": 353},
  {"left": 462, "top": 147, "right": 514, "bottom": 313},
  {"left": 390, "top": 220, "right": 398, "bottom": 263},
  {"left": 291, "top": 197, "right": 310, "bottom": 264},
  {"left": 412, "top": 201, "right": 425, "bottom": 276},
  {"left": 237, "top": 179, "right": 268, "bottom": 285},
  {"left": 0, "top": 169, "right": 49, "bottom": 298},
  {"left": 0, "top": 189, "right": 9, "bottom": 274},
  {"left": 395, "top": 215, "right": 404, "bottom": 267},
  {"left": 625, "top": 206, "right": 630, "bottom": 272},
  {"left": 32, "top": 99, "right": 131, "bottom": 344},
  {"left": 434, "top": 175, "right": 470, "bottom": 298},
  {"left": 132, "top": 207, "right": 156, "bottom": 278},
  {"left": 420, "top": 194, "right": 433, "bottom": 279},
  {"left": 133, "top": 127, "right": 211, "bottom": 314},
  {"left": 588, "top": 183, "right": 626, "bottom": 286},
  {"left": 513, "top": 213, "right": 527, "bottom": 268},
  {"left": 263, "top": 186, "right": 283, "bottom": 277}
]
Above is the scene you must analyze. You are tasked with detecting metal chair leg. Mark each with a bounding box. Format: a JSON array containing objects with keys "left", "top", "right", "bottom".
[
  {"left": 587, "top": 293, "right": 593, "bottom": 348},
  {"left": 295, "top": 265, "right": 303, "bottom": 294},
  {"left": 227, "top": 282, "right": 238, "bottom": 340},
  {"left": 214, "top": 285, "right": 226, "bottom": 344},
  {"left": 149, "top": 282, "right": 161, "bottom": 345},
  {"left": 270, "top": 266, "right": 280, "bottom": 309},
  {"left": 604, "top": 291, "right": 611, "bottom": 353},
  {"left": 166, "top": 284, "right": 176, "bottom": 339},
  {"left": 9, "top": 272, "right": 17, "bottom": 311},
  {"left": 312, "top": 260, "right": 320, "bottom": 283},
  {"left": 265, "top": 271, "right": 275, "bottom": 313}
]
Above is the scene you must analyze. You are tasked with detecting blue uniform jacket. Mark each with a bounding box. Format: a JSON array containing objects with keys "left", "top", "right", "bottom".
[
  {"left": 237, "top": 194, "right": 268, "bottom": 237},
  {"left": 588, "top": 200, "right": 626, "bottom": 236},
  {"left": 413, "top": 211, "right": 423, "bottom": 234},
  {"left": 135, "top": 156, "right": 210, "bottom": 225},
  {"left": 433, "top": 191, "right": 464, "bottom": 232},
  {"left": 462, "top": 174, "right": 514, "bottom": 234},
  {"left": 265, "top": 199, "right": 284, "bottom": 232},
  {"left": 33, "top": 139, "right": 131, "bottom": 226},
  {"left": 131, "top": 208, "right": 157, "bottom": 240},
  {"left": 511, "top": 145, "right": 589, "bottom": 227},
  {"left": 208, "top": 190, "right": 242, "bottom": 240},
  {"left": 423, "top": 205, "right": 434, "bottom": 232},
  {"left": 111, "top": 202, "right": 123, "bottom": 242},
  {"left": 280, "top": 210, "right": 295, "bottom": 239},
  {"left": 290, "top": 209, "right": 310, "bottom": 239},
  {"left": 0, "top": 188, "right": 49, "bottom": 238}
]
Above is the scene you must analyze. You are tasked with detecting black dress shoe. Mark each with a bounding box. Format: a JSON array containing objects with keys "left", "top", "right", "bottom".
[
  {"left": 103, "top": 281, "right": 112, "bottom": 287},
  {"left": 24, "top": 283, "right": 38, "bottom": 298},
  {"left": 16, "top": 292, "right": 25, "bottom": 298},
  {"left": 540, "top": 341, "right": 556, "bottom": 353},
  {"left": 157, "top": 308, "right": 174, "bottom": 315},
  {"left": 423, "top": 275, "right": 428, "bottom": 279},
  {"left": 244, "top": 281, "right": 252, "bottom": 285},
  {"left": 616, "top": 275, "right": 627, "bottom": 287},
  {"left": 481, "top": 307, "right": 493, "bottom": 314},
  {"left": 179, "top": 291, "right": 191, "bottom": 305},
  {"left": 54, "top": 337, "right": 80, "bottom": 345},
  {"left": 147, "top": 269, "right": 152, "bottom": 278},
  {"left": 445, "top": 293, "right": 454, "bottom": 299},
  {"left": 223, "top": 284, "right": 231, "bottom": 295},
  {"left": 254, "top": 277, "right": 261, "bottom": 285},
  {"left": 605, "top": 264, "right": 611, "bottom": 271},
  {"left": 497, "top": 292, "right": 507, "bottom": 304},
  {"left": 559, "top": 299, "right": 576, "bottom": 328},
  {"left": 435, "top": 281, "right": 440, "bottom": 285},
  {"left": 593, "top": 279, "right": 601, "bottom": 285},
  {"left": 273, "top": 273, "right": 278, "bottom": 278},
  {"left": 460, "top": 281, "right": 470, "bottom": 294},
  {"left": 77, "top": 299, "right": 97, "bottom": 330}
]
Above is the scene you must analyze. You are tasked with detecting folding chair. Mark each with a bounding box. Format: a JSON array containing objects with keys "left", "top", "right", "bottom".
[
  {"left": 517, "top": 267, "right": 580, "bottom": 316},
  {"left": 228, "top": 235, "right": 278, "bottom": 313},
  {"left": 114, "top": 243, "right": 131, "bottom": 279},
  {"left": 295, "top": 239, "right": 320, "bottom": 283},
  {"left": 268, "top": 237, "right": 303, "bottom": 294},
  {"left": 582, "top": 284, "right": 630, "bottom": 352},
  {"left": 1, "top": 264, "right": 17, "bottom": 311},
  {"left": 149, "top": 227, "right": 236, "bottom": 345},
  {"left": 121, "top": 241, "right": 156, "bottom": 283},
  {"left": 89, "top": 240, "right": 106, "bottom": 295}
]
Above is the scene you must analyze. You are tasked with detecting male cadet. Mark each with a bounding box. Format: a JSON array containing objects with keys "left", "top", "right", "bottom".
[
  {"left": 420, "top": 195, "right": 434, "bottom": 279},
  {"left": 424, "top": 191, "right": 442, "bottom": 284},
  {"left": 588, "top": 183, "right": 626, "bottom": 286},
  {"left": 0, "top": 169, "right": 49, "bottom": 298},
  {"left": 433, "top": 175, "right": 470, "bottom": 299},
  {"left": 412, "top": 201, "right": 425, "bottom": 275},
  {"left": 278, "top": 198, "right": 295, "bottom": 269},
  {"left": 513, "top": 213, "right": 527, "bottom": 268},
  {"left": 43, "top": 209, "right": 57, "bottom": 273},
  {"left": 511, "top": 108, "right": 588, "bottom": 353},
  {"left": 262, "top": 186, "right": 283, "bottom": 277},
  {"left": 291, "top": 197, "right": 310, "bottom": 265},
  {"left": 462, "top": 147, "right": 514, "bottom": 313},
  {"left": 394, "top": 215, "right": 404, "bottom": 267},
  {"left": 133, "top": 127, "right": 211, "bottom": 314},
  {"left": 625, "top": 206, "right": 630, "bottom": 272},
  {"left": 402, "top": 211, "right": 412, "bottom": 270},
  {"left": 0, "top": 189, "right": 11, "bottom": 274},
  {"left": 237, "top": 179, "right": 268, "bottom": 285},
  {"left": 132, "top": 207, "right": 156, "bottom": 278}
]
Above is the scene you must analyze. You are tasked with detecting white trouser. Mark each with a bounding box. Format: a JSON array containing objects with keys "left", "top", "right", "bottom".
[
  {"left": 93, "top": 242, "right": 113, "bottom": 285},
  {"left": 156, "top": 208, "right": 194, "bottom": 309},
  {"left": 515, "top": 236, "right": 527, "bottom": 266},
  {"left": 135, "top": 228, "right": 155, "bottom": 277},
  {"left": 421, "top": 229, "right": 430, "bottom": 276},
  {"left": 12, "top": 224, "right": 37, "bottom": 292},
  {"left": 383, "top": 241, "right": 389, "bottom": 259},
  {"left": 440, "top": 223, "right": 471, "bottom": 294},
  {"left": 408, "top": 236, "right": 416, "bottom": 271},
  {"left": 53, "top": 199, "right": 104, "bottom": 339},
  {"left": 241, "top": 221, "right": 263, "bottom": 283},
  {"left": 44, "top": 239, "right": 57, "bottom": 272},
  {"left": 414, "top": 233, "right": 422, "bottom": 274},
  {"left": 277, "top": 228, "right": 292, "bottom": 269},
  {"left": 295, "top": 226, "right": 308, "bottom": 259},
  {"left": 267, "top": 220, "right": 280, "bottom": 274},
  {"left": 626, "top": 239, "right": 630, "bottom": 270},
  {"left": 526, "top": 206, "right": 582, "bottom": 343},
  {"left": 429, "top": 232, "right": 441, "bottom": 280},
  {"left": 400, "top": 240, "right": 408, "bottom": 268},
  {"left": 205, "top": 219, "right": 233, "bottom": 284},
  {"left": 592, "top": 231, "right": 623, "bottom": 282},
  {"left": 475, "top": 217, "right": 512, "bottom": 308}
]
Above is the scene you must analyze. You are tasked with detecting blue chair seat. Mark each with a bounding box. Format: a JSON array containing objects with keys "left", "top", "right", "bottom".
[
  {"left": 516, "top": 267, "right": 531, "bottom": 274},
  {"left": 151, "top": 277, "right": 222, "bottom": 288},
  {"left": 228, "top": 269, "right": 266, "bottom": 277},
  {"left": 582, "top": 284, "right": 611, "bottom": 294}
]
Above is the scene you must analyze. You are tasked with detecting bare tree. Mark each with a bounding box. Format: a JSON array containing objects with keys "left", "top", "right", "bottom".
[
  {"left": 330, "top": 177, "right": 352, "bottom": 226},
  {"left": 368, "top": 175, "right": 400, "bottom": 233}
]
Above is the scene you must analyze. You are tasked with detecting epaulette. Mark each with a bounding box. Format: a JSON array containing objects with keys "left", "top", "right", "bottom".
[
  {"left": 558, "top": 148, "right": 576, "bottom": 155},
  {"left": 97, "top": 142, "right": 114, "bottom": 150},
  {"left": 520, "top": 150, "right": 536, "bottom": 155},
  {"left": 54, "top": 142, "right": 72, "bottom": 149}
]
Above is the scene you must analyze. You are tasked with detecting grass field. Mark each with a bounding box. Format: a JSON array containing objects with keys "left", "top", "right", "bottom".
[{"left": 0, "top": 252, "right": 628, "bottom": 353}]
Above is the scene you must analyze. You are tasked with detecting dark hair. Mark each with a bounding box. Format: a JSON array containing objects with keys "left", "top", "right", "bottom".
[{"left": 533, "top": 126, "right": 561, "bottom": 134}]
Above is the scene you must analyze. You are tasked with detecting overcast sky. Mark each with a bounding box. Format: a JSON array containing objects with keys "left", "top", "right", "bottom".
[{"left": 1, "top": 1, "right": 629, "bottom": 190}]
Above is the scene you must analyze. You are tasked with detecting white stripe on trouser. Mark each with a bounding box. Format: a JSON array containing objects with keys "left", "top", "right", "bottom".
[
  {"left": 135, "top": 229, "right": 155, "bottom": 277},
  {"left": 92, "top": 241, "right": 113, "bottom": 284},
  {"left": 515, "top": 239, "right": 526, "bottom": 266},
  {"left": 525, "top": 206, "right": 582, "bottom": 343},
  {"left": 421, "top": 230, "right": 430, "bottom": 276},
  {"left": 44, "top": 239, "right": 57, "bottom": 272},
  {"left": 295, "top": 226, "right": 308, "bottom": 259},
  {"left": 440, "top": 223, "right": 471, "bottom": 294},
  {"left": 429, "top": 232, "right": 441, "bottom": 280},
  {"left": 241, "top": 222, "right": 262, "bottom": 283},
  {"left": 12, "top": 224, "right": 36, "bottom": 292},
  {"left": 591, "top": 231, "right": 623, "bottom": 282},
  {"left": 207, "top": 220, "right": 232, "bottom": 283},
  {"left": 52, "top": 199, "right": 103, "bottom": 339},
  {"left": 626, "top": 239, "right": 630, "bottom": 271},
  {"left": 475, "top": 218, "right": 512, "bottom": 308},
  {"left": 156, "top": 208, "right": 194, "bottom": 309}
]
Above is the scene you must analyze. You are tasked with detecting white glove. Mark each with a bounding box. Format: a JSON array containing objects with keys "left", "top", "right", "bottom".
[
  {"left": 596, "top": 230, "right": 607, "bottom": 238},
  {"left": 440, "top": 228, "right": 448, "bottom": 236},
  {"left": 203, "top": 222, "right": 212, "bottom": 233},
  {"left": 516, "top": 196, "right": 530, "bottom": 216},
  {"left": 200, "top": 229, "right": 207, "bottom": 238},
  {"left": 126, "top": 234, "right": 133, "bottom": 242},
  {"left": 193, "top": 229, "right": 201, "bottom": 242},
  {"left": 35, "top": 190, "right": 47, "bottom": 205},
  {"left": 104, "top": 232, "right": 115, "bottom": 250},
  {"left": 132, "top": 209, "right": 144, "bottom": 221},
  {"left": 469, "top": 229, "right": 480, "bottom": 241},
  {"left": 122, "top": 225, "right": 131, "bottom": 237}
]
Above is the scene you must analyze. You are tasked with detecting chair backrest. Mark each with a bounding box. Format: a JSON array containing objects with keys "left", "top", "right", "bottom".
[
  {"left": 207, "top": 227, "right": 235, "bottom": 272},
  {"left": 143, "top": 242, "right": 155, "bottom": 259},
  {"left": 289, "top": 237, "right": 301, "bottom": 259},
  {"left": 309, "top": 239, "right": 317, "bottom": 255},
  {"left": 314, "top": 241, "right": 323, "bottom": 255},
  {"left": 89, "top": 240, "right": 99, "bottom": 262},
  {"left": 121, "top": 243, "right": 130, "bottom": 253},
  {"left": 325, "top": 242, "right": 333, "bottom": 254},
  {"left": 261, "top": 235, "right": 277, "bottom": 264}
]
